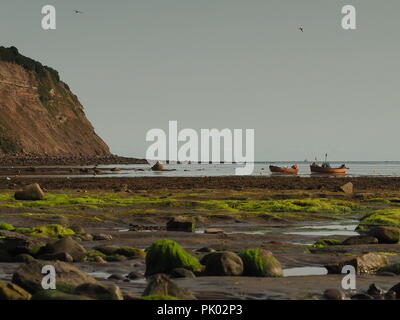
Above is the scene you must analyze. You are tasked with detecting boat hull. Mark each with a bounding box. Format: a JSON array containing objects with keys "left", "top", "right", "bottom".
[
  {"left": 269, "top": 165, "right": 298, "bottom": 174},
  {"left": 310, "top": 165, "right": 347, "bottom": 174}
]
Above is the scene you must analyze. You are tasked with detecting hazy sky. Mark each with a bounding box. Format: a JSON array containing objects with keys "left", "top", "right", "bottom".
[{"left": 1, "top": 1, "right": 399, "bottom": 160}]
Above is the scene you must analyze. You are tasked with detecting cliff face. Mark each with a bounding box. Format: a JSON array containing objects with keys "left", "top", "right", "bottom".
[{"left": 0, "top": 46, "right": 110, "bottom": 157}]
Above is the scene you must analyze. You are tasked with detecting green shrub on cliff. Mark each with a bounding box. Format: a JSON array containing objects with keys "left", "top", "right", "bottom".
[
  {"left": 239, "top": 248, "right": 283, "bottom": 277},
  {"left": 145, "top": 239, "right": 202, "bottom": 276}
]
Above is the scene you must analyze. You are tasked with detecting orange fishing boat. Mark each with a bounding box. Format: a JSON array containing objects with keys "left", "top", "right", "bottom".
[
  {"left": 269, "top": 165, "right": 299, "bottom": 174},
  {"left": 310, "top": 163, "right": 348, "bottom": 174}
]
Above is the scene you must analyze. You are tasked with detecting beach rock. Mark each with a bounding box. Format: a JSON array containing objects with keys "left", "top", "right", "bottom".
[
  {"left": 14, "top": 183, "right": 45, "bottom": 201},
  {"left": 127, "top": 271, "right": 144, "bottom": 280},
  {"left": 145, "top": 239, "right": 202, "bottom": 277},
  {"left": 385, "top": 291, "right": 397, "bottom": 300},
  {"left": 124, "top": 294, "right": 140, "bottom": 300},
  {"left": 166, "top": 216, "right": 195, "bottom": 233},
  {"left": 38, "top": 252, "right": 74, "bottom": 263},
  {"left": 339, "top": 182, "right": 353, "bottom": 194},
  {"left": 202, "top": 252, "right": 243, "bottom": 276},
  {"left": 108, "top": 274, "right": 125, "bottom": 281},
  {"left": 204, "top": 228, "right": 224, "bottom": 234},
  {"left": 388, "top": 283, "right": 400, "bottom": 297},
  {"left": 142, "top": 274, "right": 196, "bottom": 300},
  {"left": 351, "top": 293, "right": 374, "bottom": 300},
  {"left": 151, "top": 161, "right": 165, "bottom": 171},
  {"left": 106, "top": 254, "right": 128, "bottom": 262},
  {"left": 341, "top": 235, "right": 378, "bottom": 245},
  {"left": 12, "top": 260, "right": 98, "bottom": 294},
  {"left": 94, "top": 245, "right": 118, "bottom": 256},
  {"left": 323, "top": 288, "right": 345, "bottom": 300},
  {"left": 0, "top": 231, "right": 45, "bottom": 257},
  {"left": 93, "top": 234, "right": 113, "bottom": 241},
  {"left": 93, "top": 256, "right": 107, "bottom": 264},
  {"left": 379, "top": 262, "right": 400, "bottom": 275},
  {"left": 325, "top": 253, "right": 389, "bottom": 274},
  {"left": 115, "top": 247, "right": 146, "bottom": 259},
  {"left": 74, "top": 283, "right": 123, "bottom": 300},
  {"left": 239, "top": 248, "right": 283, "bottom": 277},
  {"left": 32, "top": 290, "right": 92, "bottom": 300},
  {"left": 0, "top": 280, "right": 32, "bottom": 300},
  {"left": 69, "top": 225, "right": 85, "bottom": 235},
  {"left": 367, "top": 226, "right": 400, "bottom": 244},
  {"left": 196, "top": 247, "right": 216, "bottom": 253},
  {"left": 38, "top": 237, "right": 86, "bottom": 262},
  {"left": 170, "top": 268, "right": 196, "bottom": 279},
  {"left": 367, "top": 283, "right": 384, "bottom": 296},
  {"left": 14, "top": 253, "right": 35, "bottom": 263}
]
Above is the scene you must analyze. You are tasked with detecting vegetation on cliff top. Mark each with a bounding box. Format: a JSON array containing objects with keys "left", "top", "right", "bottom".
[{"left": 0, "top": 46, "right": 60, "bottom": 81}]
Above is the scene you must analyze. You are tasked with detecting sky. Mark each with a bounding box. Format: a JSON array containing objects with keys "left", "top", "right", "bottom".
[{"left": 1, "top": 0, "right": 399, "bottom": 161}]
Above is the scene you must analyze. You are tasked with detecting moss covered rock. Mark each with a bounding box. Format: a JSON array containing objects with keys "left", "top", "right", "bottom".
[
  {"left": 202, "top": 252, "right": 243, "bottom": 276},
  {"left": 313, "top": 239, "right": 342, "bottom": 248},
  {"left": 239, "top": 248, "right": 283, "bottom": 277},
  {"left": 358, "top": 209, "right": 400, "bottom": 229},
  {"left": 16, "top": 224, "right": 75, "bottom": 238},
  {"left": 0, "top": 280, "right": 32, "bottom": 300},
  {"left": 0, "top": 223, "right": 14, "bottom": 231},
  {"left": 115, "top": 247, "right": 146, "bottom": 259},
  {"left": 145, "top": 239, "right": 202, "bottom": 276}
]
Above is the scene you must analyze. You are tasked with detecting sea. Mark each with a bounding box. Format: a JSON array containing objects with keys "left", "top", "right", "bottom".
[{"left": 63, "top": 161, "right": 400, "bottom": 178}]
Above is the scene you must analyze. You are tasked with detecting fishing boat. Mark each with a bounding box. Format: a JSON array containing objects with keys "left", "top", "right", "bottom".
[
  {"left": 269, "top": 165, "right": 299, "bottom": 174},
  {"left": 310, "top": 154, "right": 348, "bottom": 174},
  {"left": 310, "top": 163, "right": 348, "bottom": 174}
]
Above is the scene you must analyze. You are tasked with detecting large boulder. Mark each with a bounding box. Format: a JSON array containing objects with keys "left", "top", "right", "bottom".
[
  {"left": 74, "top": 283, "right": 123, "bottom": 300},
  {"left": 0, "top": 280, "right": 32, "bottom": 300},
  {"left": 325, "top": 253, "right": 389, "bottom": 274},
  {"left": 239, "top": 248, "right": 283, "bottom": 277},
  {"left": 142, "top": 274, "right": 195, "bottom": 300},
  {"left": 14, "top": 183, "right": 45, "bottom": 201},
  {"left": 202, "top": 252, "right": 243, "bottom": 276},
  {"left": 367, "top": 226, "right": 400, "bottom": 244},
  {"left": 37, "top": 237, "right": 86, "bottom": 262},
  {"left": 12, "top": 260, "right": 98, "bottom": 294},
  {"left": 166, "top": 216, "right": 195, "bottom": 233},
  {"left": 145, "top": 239, "right": 202, "bottom": 277}
]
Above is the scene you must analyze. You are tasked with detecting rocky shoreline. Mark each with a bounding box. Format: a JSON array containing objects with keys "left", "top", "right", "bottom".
[{"left": 0, "top": 178, "right": 400, "bottom": 300}]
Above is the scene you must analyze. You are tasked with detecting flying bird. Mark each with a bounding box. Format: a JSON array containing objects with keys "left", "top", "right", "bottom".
[
  {"left": 298, "top": 26, "right": 304, "bottom": 32},
  {"left": 73, "top": 10, "right": 84, "bottom": 14}
]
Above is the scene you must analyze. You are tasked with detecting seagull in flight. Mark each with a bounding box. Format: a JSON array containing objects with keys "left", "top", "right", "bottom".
[
  {"left": 298, "top": 26, "right": 304, "bottom": 33},
  {"left": 74, "top": 10, "right": 84, "bottom": 14}
]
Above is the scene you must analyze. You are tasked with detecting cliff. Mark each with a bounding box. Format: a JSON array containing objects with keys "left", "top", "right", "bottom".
[{"left": 0, "top": 46, "right": 111, "bottom": 157}]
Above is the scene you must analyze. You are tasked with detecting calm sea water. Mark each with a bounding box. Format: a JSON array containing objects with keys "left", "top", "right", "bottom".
[{"left": 71, "top": 161, "right": 400, "bottom": 178}]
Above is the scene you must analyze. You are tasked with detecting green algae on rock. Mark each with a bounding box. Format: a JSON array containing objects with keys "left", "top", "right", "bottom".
[
  {"left": 239, "top": 248, "right": 283, "bottom": 277},
  {"left": 313, "top": 239, "right": 342, "bottom": 248},
  {"left": 145, "top": 239, "right": 202, "bottom": 276},
  {"left": 358, "top": 209, "right": 400, "bottom": 229},
  {"left": 0, "top": 222, "right": 14, "bottom": 231},
  {"left": 15, "top": 224, "right": 75, "bottom": 238}
]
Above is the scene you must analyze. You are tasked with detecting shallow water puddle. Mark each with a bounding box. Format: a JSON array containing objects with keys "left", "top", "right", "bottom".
[
  {"left": 283, "top": 221, "right": 359, "bottom": 237},
  {"left": 283, "top": 267, "right": 328, "bottom": 277}
]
